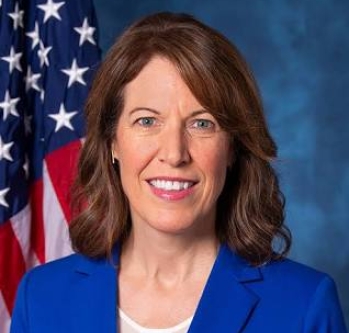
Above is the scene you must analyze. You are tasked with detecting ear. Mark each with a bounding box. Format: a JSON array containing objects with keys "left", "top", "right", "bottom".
[{"left": 111, "top": 141, "right": 119, "bottom": 161}]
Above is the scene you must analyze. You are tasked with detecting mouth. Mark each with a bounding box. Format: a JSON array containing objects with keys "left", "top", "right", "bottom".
[
  {"left": 146, "top": 178, "right": 197, "bottom": 200},
  {"left": 148, "top": 179, "right": 196, "bottom": 191}
]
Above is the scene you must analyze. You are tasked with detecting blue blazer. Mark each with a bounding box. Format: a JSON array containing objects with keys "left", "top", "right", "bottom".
[{"left": 11, "top": 244, "right": 347, "bottom": 333}]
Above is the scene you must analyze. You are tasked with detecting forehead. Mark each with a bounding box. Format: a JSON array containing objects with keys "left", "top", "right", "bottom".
[
  {"left": 123, "top": 56, "right": 202, "bottom": 111},
  {"left": 127, "top": 56, "right": 179, "bottom": 89}
]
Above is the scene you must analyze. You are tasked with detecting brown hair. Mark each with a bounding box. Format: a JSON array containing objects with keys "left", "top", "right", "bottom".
[{"left": 70, "top": 12, "right": 291, "bottom": 266}]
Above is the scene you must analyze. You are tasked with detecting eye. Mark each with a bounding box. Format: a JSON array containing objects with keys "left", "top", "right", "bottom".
[
  {"left": 192, "top": 119, "right": 214, "bottom": 129},
  {"left": 136, "top": 117, "right": 156, "bottom": 127}
]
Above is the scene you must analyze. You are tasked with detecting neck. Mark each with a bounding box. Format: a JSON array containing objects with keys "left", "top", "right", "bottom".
[{"left": 120, "top": 225, "right": 219, "bottom": 286}]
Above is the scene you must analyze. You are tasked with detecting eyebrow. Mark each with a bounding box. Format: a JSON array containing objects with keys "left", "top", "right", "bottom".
[
  {"left": 129, "top": 107, "right": 161, "bottom": 115},
  {"left": 128, "top": 107, "right": 210, "bottom": 117}
]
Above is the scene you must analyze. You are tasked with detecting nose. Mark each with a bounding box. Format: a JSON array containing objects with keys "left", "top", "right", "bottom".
[{"left": 157, "top": 124, "right": 190, "bottom": 167}]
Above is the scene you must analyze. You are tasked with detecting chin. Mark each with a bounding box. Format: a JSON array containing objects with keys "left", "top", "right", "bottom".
[
  {"left": 149, "top": 220, "right": 197, "bottom": 235},
  {"left": 130, "top": 207, "right": 215, "bottom": 237},
  {"left": 146, "top": 213, "right": 212, "bottom": 237}
]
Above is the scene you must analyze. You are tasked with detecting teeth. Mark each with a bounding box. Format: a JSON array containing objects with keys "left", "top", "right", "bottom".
[{"left": 149, "top": 180, "right": 193, "bottom": 191}]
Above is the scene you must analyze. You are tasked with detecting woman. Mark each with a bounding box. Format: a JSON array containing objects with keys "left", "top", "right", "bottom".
[{"left": 11, "top": 12, "right": 347, "bottom": 333}]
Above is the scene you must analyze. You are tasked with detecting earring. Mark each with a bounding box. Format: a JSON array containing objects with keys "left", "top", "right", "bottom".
[{"left": 111, "top": 150, "right": 117, "bottom": 164}]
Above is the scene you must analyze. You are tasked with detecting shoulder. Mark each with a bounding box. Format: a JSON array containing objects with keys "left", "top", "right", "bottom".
[
  {"left": 222, "top": 252, "right": 347, "bottom": 332},
  {"left": 11, "top": 254, "right": 85, "bottom": 333},
  {"left": 16, "top": 254, "right": 77, "bottom": 303},
  {"left": 262, "top": 256, "right": 330, "bottom": 287},
  {"left": 28, "top": 253, "right": 81, "bottom": 275},
  {"left": 11, "top": 253, "right": 116, "bottom": 332},
  {"left": 220, "top": 244, "right": 341, "bottom": 308},
  {"left": 18, "top": 252, "right": 109, "bottom": 297},
  {"left": 22, "top": 253, "right": 82, "bottom": 285},
  {"left": 267, "top": 256, "right": 343, "bottom": 301},
  {"left": 259, "top": 257, "right": 344, "bottom": 320},
  {"left": 254, "top": 255, "right": 340, "bottom": 303},
  {"left": 222, "top": 244, "right": 330, "bottom": 291},
  {"left": 260, "top": 258, "right": 347, "bottom": 331}
]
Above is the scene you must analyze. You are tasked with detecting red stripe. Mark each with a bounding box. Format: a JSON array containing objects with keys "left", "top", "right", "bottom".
[
  {"left": 0, "top": 222, "right": 26, "bottom": 314},
  {"left": 30, "top": 180, "right": 45, "bottom": 264},
  {"left": 45, "top": 140, "right": 81, "bottom": 223}
]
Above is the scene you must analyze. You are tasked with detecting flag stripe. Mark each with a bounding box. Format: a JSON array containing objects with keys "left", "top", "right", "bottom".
[
  {"left": 0, "top": 292, "right": 11, "bottom": 333},
  {"left": 45, "top": 140, "right": 82, "bottom": 223},
  {"left": 10, "top": 205, "right": 41, "bottom": 270},
  {"left": 10, "top": 205, "right": 35, "bottom": 270},
  {"left": 0, "top": 222, "right": 26, "bottom": 314},
  {"left": 0, "top": 0, "right": 100, "bottom": 331},
  {"left": 29, "top": 180, "right": 46, "bottom": 264},
  {"left": 43, "top": 162, "right": 73, "bottom": 262}
]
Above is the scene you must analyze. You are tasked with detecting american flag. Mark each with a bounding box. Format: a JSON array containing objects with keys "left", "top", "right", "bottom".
[{"left": 0, "top": 0, "right": 100, "bottom": 331}]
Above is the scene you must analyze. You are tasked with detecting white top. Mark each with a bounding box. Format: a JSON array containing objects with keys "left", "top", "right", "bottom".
[{"left": 118, "top": 308, "right": 193, "bottom": 333}]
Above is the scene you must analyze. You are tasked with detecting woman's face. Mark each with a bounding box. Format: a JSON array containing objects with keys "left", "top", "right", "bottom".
[{"left": 113, "top": 56, "right": 231, "bottom": 237}]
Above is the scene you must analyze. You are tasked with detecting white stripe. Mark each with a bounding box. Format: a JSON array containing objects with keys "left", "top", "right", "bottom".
[
  {"left": 0, "top": 292, "right": 11, "bottom": 333},
  {"left": 43, "top": 162, "right": 73, "bottom": 262},
  {"left": 10, "top": 204, "right": 40, "bottom": 270}
]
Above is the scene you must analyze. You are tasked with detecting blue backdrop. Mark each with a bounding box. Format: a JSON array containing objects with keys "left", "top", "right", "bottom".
[{"left": 93, "top": 0, "right": 349, "bottom": 325}]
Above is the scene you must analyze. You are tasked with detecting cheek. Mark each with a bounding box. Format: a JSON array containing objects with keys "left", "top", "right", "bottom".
[
  {"left": 116, "top": 134, "right": 157, "bottom": 176},
  {"left": 208, "top": 152, "right": 229, "bottom": 186},
  {"left": 194, "top": 135, "right": 230, "bottom": 170},
  {"left": 193, "top": 140, "right": 230, "bottom": 187}
]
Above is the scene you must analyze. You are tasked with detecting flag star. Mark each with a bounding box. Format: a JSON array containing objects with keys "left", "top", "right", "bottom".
[
  {"left": 74, "top": 18, "right": 96, "bottom": 46},
  {"left": 1, "top": 47, "right": 22, "bottom": 73},
  {"left": 26, "top": 22, "right": 40, "bottom": 50},
  {"left": 37, "top": 41, "right": 52, "bottom": 67},
  {"left": 0, "top": 188, "right": 10, "bottom": 208},
  {"left": 0, "top": 136, "right": 14, "bottom": 162},
  {"left": 37, "top": 0, "right": 65, "bottom": 23},
  {"left": 48, "top": 103, "right": 78, "bottom": 132},
  {"left": 0, "top": 90, "right": 20, "bottom": 120},
  {"left": 25, "top": 67, "right": 41, "bottom": 92},
  {"left": 61, "top": 59, "right": 89, "bottom": 87},
  {"left": 8, "top": 2, "right": 24, "bottom": 30}
]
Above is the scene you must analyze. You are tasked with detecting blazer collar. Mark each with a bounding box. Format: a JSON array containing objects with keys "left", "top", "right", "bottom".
[
  {"left": 72, "top": 243, "right": 262, "bottom": 333},
  {"left": 74, "top": 243, "right": 121, "bottom": 275},
  {"left": 71, "top": 250, "right": 118, "bottom": 333},
  {"left": 188, "top": 244, "right": 262, "bottom": 332}
]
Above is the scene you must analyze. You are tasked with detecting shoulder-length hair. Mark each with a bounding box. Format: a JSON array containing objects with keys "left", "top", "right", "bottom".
[{"left": 70, "top": 12, "right": 291, "bottom": 266}]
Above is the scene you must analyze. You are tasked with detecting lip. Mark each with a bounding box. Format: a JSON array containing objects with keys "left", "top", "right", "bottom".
[
  {"left": 147, "top": 176, "right": 197, "bottom": 182},
  {"left": 146, "top": 177, "right": 198, "bottom": 201}
]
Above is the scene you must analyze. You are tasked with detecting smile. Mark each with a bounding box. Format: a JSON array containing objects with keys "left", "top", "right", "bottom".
[
  {"left": 148, "top": 179, "right": 195, "bottom": 191},
  {"left": 147, "top": 178, "right": 197, "bottom": 201}
]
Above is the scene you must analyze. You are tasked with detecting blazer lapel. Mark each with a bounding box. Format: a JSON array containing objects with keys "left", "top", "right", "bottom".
[
  {"left": 69, "top": 250, "right": 120, "bottom": 333},
  {"left": 188, "top": 244, "right": 262, "bottom": 333},
  {"left": 67, "top": 244, "right": 260, "bottom": 333}
]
